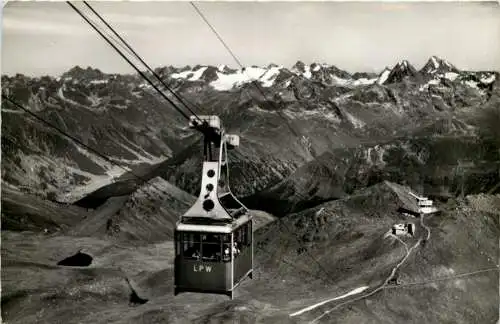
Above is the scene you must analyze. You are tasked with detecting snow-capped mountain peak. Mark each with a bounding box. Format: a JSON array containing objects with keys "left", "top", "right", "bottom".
[
  {"left": 421, "top": 56, "right": 459, "bottom": 74},
  {"left": 382, "top": 60, "right": 418, "bottom": 84},
  {"left": 396, "top": 60, "right": 413, "bottom": 70},
  {"left": 150, "top": 59, "right": 494, "bottom": 92}
]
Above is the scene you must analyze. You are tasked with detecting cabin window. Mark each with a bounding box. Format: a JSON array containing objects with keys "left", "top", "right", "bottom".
[
  {"left": 201, "top": 233, "right": 223, "bottom": 262},
  {"left": 233, "top": 223, "right": 251, "bottom": 258},
  {"left": 181, "top": 232, "right": 202, "bottom": 260}
]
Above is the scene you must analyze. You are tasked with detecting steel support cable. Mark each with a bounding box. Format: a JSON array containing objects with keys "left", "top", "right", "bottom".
[
  {"left": 2, "top": 107, "right": 329, "bottom": 286},
  {"left": 189, "top": 2, "right": 301, "bottom": 138},
  {"left": 189, "top": 2, "right": 335, "bottom": 285},
  {"left": 70, "top": 1, "right": 330, "bottom": 282},
  {"left": 67, "top": 1, "right": 192, "bottom": 123},
  {"left": 1, "top": 95, "right": 176, "bottom": 238},
  {"left": 84, "top": 13, "right": 138, "bottom": 61},
  {"left": 189, "top": 1, "right": 312, "bottom": 204},
  {"left": 81, "top": 1, "right": 204, "bottom": 125},
  {"left": 78, "top": 1, "right": 323, "bottom": 208}
]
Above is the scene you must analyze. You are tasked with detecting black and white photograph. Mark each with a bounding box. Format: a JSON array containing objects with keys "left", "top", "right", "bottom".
[{"left": 1, "top": 1, "right": 499, "bottom": 323}]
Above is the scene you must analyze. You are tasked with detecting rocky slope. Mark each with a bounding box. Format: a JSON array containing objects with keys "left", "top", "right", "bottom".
[
  {"left": 243, "top": 134, "right": 500, "bottom": 216},
  {"left": 2, "top": 181, "right": 497, "bottom": 324},
  {"left": 251, "top": 182, "right": 499, "bottom": 323},
  {"left": 68, "top": 177, "right": 195, "bottom": 243},
  {"left": 1, "top": 67, "right": 198, "bottom": 203}
]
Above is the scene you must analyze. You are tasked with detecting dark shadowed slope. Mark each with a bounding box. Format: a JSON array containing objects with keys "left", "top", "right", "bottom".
[
  {"left": 1, "top": 184, "right": 88, "bottom": 233},
  {"left": 68, "top": 177, "right": 195, "bottom": 243},
  {"left": 244, "top": 135, "right": 500, "bottom": 216}
]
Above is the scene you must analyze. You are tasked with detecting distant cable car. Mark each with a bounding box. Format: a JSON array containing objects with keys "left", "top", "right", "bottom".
[{"left": 174, "top": 115, "right": 253, "bottom": 299}]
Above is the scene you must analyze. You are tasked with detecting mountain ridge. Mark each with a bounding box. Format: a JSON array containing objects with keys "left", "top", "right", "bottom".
[{"left": 1, "top": 57, "right": 498, "bottom": 206}]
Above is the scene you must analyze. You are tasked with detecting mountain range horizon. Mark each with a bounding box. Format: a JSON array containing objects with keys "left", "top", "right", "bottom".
[{"left": 4, "top": 55, "right": 498, "bottom": 79}]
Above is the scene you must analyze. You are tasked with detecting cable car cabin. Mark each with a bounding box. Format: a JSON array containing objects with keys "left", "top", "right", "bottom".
[
  {"left": 174, "top": 115, "right": 253, "bottom": 299},
  {"left": 174, "top": 216, "right": 253, "bottom": 298}
]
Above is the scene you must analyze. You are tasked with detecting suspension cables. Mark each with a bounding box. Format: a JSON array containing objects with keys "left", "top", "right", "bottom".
[
  {"left": 81, "top": 1, "right": 203, "bottom": 124},
  {"left": 189, "top": 1, "right": 335, "bottom": 284},
  {"left": 2, "top": 95, "right": 129, "bottom": 171},
  {"left": 2, "top": 94, "right": 177, "bottom": 237},
  {"left": 66, "top": 1, "right": 198, "bottom": 124},
  {"left": 189, "top": 2, "right": 301, "bottom": 138}
]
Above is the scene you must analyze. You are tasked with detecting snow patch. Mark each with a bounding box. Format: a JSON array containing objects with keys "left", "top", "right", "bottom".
[
  {"left": 260, "top": 66, "right": 281, "bottom": 87},
  {"left": 171, "top": 66, "right": 208, "bottom": 81},
  {"left": 419, "top": 78, "right": 441, "bottom": 91},
  {"left": 283, "top": 107, "right": 341, "bottom": 123},
  {"left": 303, "top": 65, "right": 312, "bottom": 79},
  {"left": 210, "top": 72, "right": 248, "bottom": 91},
  {"left": 289, "top": 286, "right": 369, "bottom": 317},
  {"left": 464, "top": 80, "right": 479, "bottom": 89},
  {"left": 332, "top": 75, "right": 351, "bottom": 86},
  {"left": 57, "top": 87, "right": 79, "bottom": 106},
  {"left": 352, "top": 78, "right": 377, "bottom": 86},
  {"left": 312, "top": 64, "right": 321, "bottom": 72},
  {"left": 444, "top": 72, "right": 459, "bottom": 81},
  {"left": 377, "top": 69, "right": 391, "bottom": 85},
  {"left": 245, "top": 67, "right": 267, "bottom": 79},
  {"left": 170, "top": 70, "right": 194, "bottom": 79},
  {"left": 249, "top": 105, "right": 276, "bottom": 114},
  {"left": 431, "top": 56, "right": 439, "bottom": 69},
  {"left": 210, "top": 67, "right": 267, "bottom": 91},
  {"left": 89, "top": 79, "right": 108, "bottom": 85},
  {"left": 344, "top": 111, "right": 366, "bottom": 128},
  {"left": 187, "top": 67, "right": 208, "bottom": 81},
  {"left": 481, "top": 74, "right": 496, "bottom": 84}
]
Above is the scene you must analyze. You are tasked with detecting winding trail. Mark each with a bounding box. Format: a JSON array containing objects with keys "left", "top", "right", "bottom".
[
  {"left": 420, "top": 213, "right": 431, "bottom": 241},
  {"left": 384, "top": 267, "right": 499, "bottom": 288},
  {"left": 305, "top": 214, "right": 431, "bottom": 323},
  {"left": 289, "top": 286, "right": 369, "bottom": 317}
]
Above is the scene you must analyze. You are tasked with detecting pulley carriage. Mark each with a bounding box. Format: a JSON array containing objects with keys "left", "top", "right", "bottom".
[{"left": 174, "top": 115, "right": 253, "bottom": 299}]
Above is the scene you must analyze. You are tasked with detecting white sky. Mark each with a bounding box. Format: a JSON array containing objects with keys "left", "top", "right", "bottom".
[{"left": 2, "top": 1, "right": 500, "bottom": 76}]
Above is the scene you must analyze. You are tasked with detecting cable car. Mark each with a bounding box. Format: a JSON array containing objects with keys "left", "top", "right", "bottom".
[{"left": 174, "top": 115, "right": 253, "bottom": 299}]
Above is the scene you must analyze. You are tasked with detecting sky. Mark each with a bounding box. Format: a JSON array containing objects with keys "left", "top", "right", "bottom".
[{"left": 2, "top": 1, "right": 500, "bottom": 76}]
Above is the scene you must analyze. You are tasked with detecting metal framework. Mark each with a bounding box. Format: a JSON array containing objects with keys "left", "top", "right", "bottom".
[{"left": 174, "top": 115, "right": 253, "bottom": 299}]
